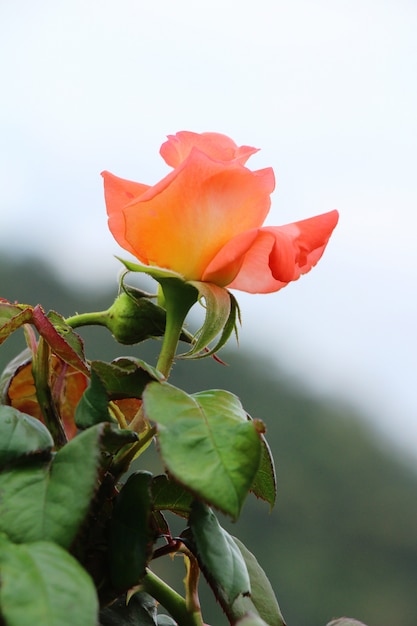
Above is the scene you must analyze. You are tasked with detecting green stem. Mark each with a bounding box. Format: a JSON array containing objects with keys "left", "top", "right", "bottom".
[
  {"left": 156, "top": 280, "right": 198, "bottom": 378},
  {"left": 142, "top": 569, "right": 203, "bottom": 626},
  {"left": 65, "top": 311, "right": 108, "bottom": 329},
  {"left": 110, "top": 425, "right": 157, "bottom": 477},
  {"left": 33, "top": 337, "right": 67, "bottom": 449}
]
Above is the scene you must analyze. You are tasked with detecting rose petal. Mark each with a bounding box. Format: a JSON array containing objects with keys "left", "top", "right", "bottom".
[
  {"left": 102, "top": 133, "right": 338, "bottom": 293},
  {"left": 202, "top": 228, "right": 261, "bottom": 286},
  {"left": 160, "top": 131, "right": 259, "bottom": 168},
  {"left": 269, "top": 210, "right": 340, "bottom": 278},
  {"left": 102, "top": 171, "right": 151, "bottom": 258},
  {"left": 224, "top": 210, "right": 339, "bottom": 293},
  {"left": 119, "top": 150, "right": 274, "bottom": 280}
]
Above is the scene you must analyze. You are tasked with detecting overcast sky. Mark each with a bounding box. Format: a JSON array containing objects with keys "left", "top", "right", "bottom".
[{"left": 1, "top": 0, "right": 417, "bottom": 458}]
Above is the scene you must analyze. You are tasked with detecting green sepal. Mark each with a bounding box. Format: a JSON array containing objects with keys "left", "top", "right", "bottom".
[
  {"left": 117, "top": 260, "right": 241, "bottom": 358},
  {"left": 116, "top": 257, "right": 185, "bottom": 282},
  {"left": 108, "top": 471, "right": 155, "bottom": 591},
  {"left": 181, "top": 281, "right": 240, "bottom": 358}
]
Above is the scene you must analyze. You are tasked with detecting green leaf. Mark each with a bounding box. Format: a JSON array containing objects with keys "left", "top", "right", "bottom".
[
  {"left": 151, "top": 475, "right": 193, "bottom": 518},
  {"left": 0, "top": 423, "right": 122, "bottom": 548},
  {"left": 232, "top": 537, "right": 286, "bottom": 626},
  {"left": 75, "top": 368, "right": 113, "bottom": 428},
  {"left": 76, "top": 358, "right": 163, "bottom": 430},
  {"left": 235, "top": 615, "right": 269, "bottom": 626},
  {"left": 0, "top": 533, "right": 98, "bottom": 626},
  {"left": 109, "top": 471, "right": 155, "bottom": 590},
  {"left": 143, "top": 383, "right": 262, "bottom": 519},
  {"left": 99, "top": 591, "right": 157, "bottom": 626},
  {"left": 92, "top": 358, "right": 164, "bottom": 399},
  {"left": 156, "top": 616, "right": 177, "bottom": 625},
  {"left": 100, "top": 426, "right": 139, "bottom": 455},
  {"left": 189, "top": 502, "right": 250, "bottom": 609},
  {"left": 0, "top": 405, "right": 54, "bottom": 467},
  {"left": 250, "top": 434, "right": 277, "bottom": 508}
]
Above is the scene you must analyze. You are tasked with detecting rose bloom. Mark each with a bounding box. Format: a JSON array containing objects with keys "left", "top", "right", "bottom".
[{"left": 102, "top": 132, "right": 338, "bottom": 293}]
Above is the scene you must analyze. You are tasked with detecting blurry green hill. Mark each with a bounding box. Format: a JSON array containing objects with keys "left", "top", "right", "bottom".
[{"left": 1, "top": 255, "right": 417, "bottom": 626}]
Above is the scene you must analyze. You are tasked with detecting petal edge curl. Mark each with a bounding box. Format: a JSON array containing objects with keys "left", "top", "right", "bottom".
[
  {"left": 160, "top": 131, "right": 259, "bottom": 168},
  {"left": 226, "top": 210, "right": 339, "bottom": 293}
]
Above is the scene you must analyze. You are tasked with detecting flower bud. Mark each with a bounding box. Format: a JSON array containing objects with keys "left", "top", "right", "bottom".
[{"left": 103, "top": 292, "right": 167, "bottom": 345}]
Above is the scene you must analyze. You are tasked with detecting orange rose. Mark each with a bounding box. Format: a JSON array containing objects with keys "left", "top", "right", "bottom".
[{"left": 102, "top": 132, "right": 338, "bottom": 293}]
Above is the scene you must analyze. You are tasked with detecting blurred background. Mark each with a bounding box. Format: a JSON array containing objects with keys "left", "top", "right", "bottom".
[{"left": 1, "top": 1, "right": 417, "bottom": 625}]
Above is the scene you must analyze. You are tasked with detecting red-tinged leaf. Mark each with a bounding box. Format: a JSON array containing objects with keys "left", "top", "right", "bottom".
[
  {"left": 32, "top": 305, "right": 89, "bottom": 375},
  {"left": 47, "top": 309, "right": 87, "bottom": 361},
  {"left": 3, "top": 353, "right": 89, "bottom": 441},
  {"left": 0, "top": 301, "right": 33, "bottom": 344}
]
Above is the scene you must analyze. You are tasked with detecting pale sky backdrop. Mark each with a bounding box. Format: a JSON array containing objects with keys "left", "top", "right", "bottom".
[{"left": 1, "top": 1, "right": 416, "bottom": 458}]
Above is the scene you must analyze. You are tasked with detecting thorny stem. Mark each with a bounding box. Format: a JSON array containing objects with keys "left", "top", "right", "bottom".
[{"left": 183, "top": 551, "right": 202, "bottom": 618}]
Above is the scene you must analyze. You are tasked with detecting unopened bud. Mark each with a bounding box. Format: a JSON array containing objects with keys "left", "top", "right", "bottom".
[{"left": 104, "top": 292, "right": 167, "bottom": 345}]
